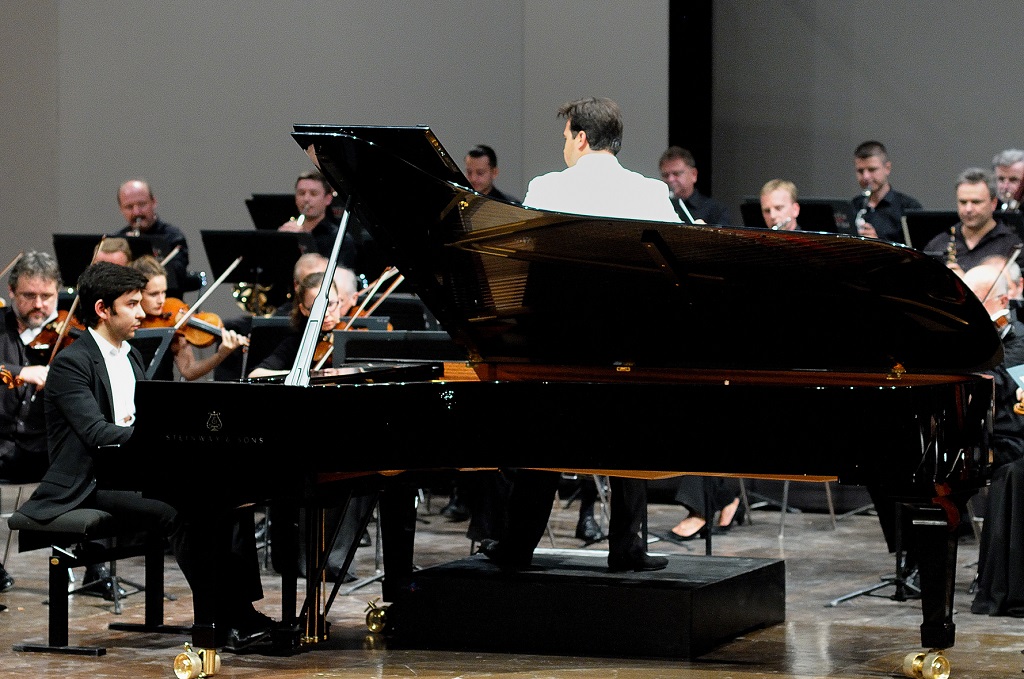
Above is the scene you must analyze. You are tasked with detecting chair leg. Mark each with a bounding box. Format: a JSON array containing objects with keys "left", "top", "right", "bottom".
[
  {"left": 14, "top": 546, "right": 106, "bottom": 656},
  {"left": 824, "top": 481, "right": 837, "bottom": 530},
  {"left": 2, "top": 485, "right": 25, "bottom": 564}
]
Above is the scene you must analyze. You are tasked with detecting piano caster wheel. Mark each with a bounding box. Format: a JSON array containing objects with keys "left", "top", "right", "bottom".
[
  {"left": 365, "top": 598, "right": 389, "bottom": 633},
  {"left": 174, "top": 643, "right": 220, "bottom": 679},
  {"left": 902, "top": 650, "right": 950, "bottom": 679}
]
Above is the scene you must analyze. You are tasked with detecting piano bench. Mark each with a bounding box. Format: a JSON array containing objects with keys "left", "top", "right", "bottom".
[{"left": 7, "top": 508, "right": 189, "bottom": 656}]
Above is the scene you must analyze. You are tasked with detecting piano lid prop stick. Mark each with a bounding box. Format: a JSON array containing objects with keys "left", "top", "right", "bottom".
[
  {"left": 286, "top": 197, "right": 352, "bottom": 387},
  {"left": 159, "top": 244, "right": 182, "bottom": 267},
  {"left": 173, "top": 255, "right": 242, "bottom": 331}
]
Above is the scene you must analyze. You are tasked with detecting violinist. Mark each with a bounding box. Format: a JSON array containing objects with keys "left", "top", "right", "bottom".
[
  {"left": 962, "top": 264, "right": 1024, "bottom": 617},
  {"left": 0, "top": 252, "right": 62, "bottom": 591},
  {"left": 129, "top": 256, "right": 245, "bottom": 381},
  {"left": 247, "top": 268, "right": 358, "bottom": 378},
  {"left": 93, "top": 237, "right": 133, "bottom": 266},
  {"left": 0, "top": 251, "right": 60, "bottom": 484}
]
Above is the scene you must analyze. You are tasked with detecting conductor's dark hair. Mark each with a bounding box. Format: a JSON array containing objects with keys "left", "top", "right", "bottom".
[
  {"left": 558, "top": 97, "right": 623, "bottom": 155},
  {"left": 467, "top": 144, "right": 498, "bottom": 168},
  {"left": 76, "top": 262, "right": 148, "bottom": 328}
]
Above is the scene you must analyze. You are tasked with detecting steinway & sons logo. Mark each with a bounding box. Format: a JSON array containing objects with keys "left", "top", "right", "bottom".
[{"left": 160, "top": 410, "right": 265, "bottom": 445}]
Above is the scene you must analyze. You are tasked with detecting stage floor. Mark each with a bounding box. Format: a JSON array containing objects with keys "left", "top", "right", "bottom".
[{"left": 1, "top": 485, "right": 1022, "bottom": 678}]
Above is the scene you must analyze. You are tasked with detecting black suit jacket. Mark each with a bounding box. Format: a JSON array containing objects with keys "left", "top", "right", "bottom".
[{"left": 18, "top": 330, "right": 143, "bottom": 522}]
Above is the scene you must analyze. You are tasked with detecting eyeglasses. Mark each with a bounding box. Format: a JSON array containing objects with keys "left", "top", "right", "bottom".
[
  {"left": 300, "top": 298, "right": 340, "bottom": 313},
  {"left": 15, "top": 292, "right": 56, "bottom": 304}
]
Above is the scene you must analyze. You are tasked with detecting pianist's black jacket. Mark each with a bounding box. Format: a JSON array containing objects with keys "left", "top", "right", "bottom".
[{"left": 17, "top": 330, "right": 142, "bottom": 522}]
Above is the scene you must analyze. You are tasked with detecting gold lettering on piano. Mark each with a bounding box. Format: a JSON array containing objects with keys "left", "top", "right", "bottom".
[{"left": 163, "top": 433, "right": 266, "bottom": 445}]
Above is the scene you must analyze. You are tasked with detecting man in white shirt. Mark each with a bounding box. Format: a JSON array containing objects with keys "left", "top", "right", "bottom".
[{"left": 481, "top": 97, "right": 673, "bottom": 573}]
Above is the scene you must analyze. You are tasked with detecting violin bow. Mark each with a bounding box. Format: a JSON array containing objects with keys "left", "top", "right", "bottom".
[
  {"left": 0, "top": 252, "right": 25, "bottom": 281},
  {"left": 172, "top": 256, "right": 242, "bottom": 331},
  {"left": 159, "top": 245, "right": 182, "bottom": 267},
  {"left": 312, "top": 268, "right": 402, "bottom": 371},
  {"left": 980, "top": 244, "right": 1023, "bottom": 304}
]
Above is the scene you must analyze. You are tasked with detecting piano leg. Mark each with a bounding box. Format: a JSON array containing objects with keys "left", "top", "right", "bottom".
[{"left": 905, "top": 499, "right": 963, "bottom": 649}]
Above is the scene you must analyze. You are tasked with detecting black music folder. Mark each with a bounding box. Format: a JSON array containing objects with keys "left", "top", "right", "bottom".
[
  {"left": 200, "top": 230, "right": 317, "bottom": 311},
  {"left": 52, "top": 233, "right": 170, "bottom": 287},
  {"left": 901, "top": 210, "right": 958, "bottom": 252},
  {"left": 245, "top": 193, "right": 297, "bottom": 231}
]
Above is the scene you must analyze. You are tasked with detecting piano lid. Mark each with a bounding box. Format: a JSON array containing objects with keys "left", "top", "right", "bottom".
[{"left": 292, "top": 125, "right": 1002, "bottom": 374}]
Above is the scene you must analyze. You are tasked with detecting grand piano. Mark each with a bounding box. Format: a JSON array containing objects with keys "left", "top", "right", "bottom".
[{"left": 105, "top": 125, "right": 999, "bottom": 672}]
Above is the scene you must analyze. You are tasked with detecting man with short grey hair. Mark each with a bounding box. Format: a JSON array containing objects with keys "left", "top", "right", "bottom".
[
  {"left": 924, "top": 168, "right": 1023, "bottom": 273},
  {"left": 992, "top": 148, "right": 1024, "bottom": 211}
]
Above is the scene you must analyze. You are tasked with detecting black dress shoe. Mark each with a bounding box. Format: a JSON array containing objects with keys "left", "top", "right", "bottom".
[
  {"left": 0, "top": 565, "right": 13, "bottom": 593},
  {"left": 575, "top": 514, "right": 606, "bottom": 545},
  {"left": 608, "top": 553, "right": 669, "bottom": 573},
  {"left": 224, "top": 609, "right": 276, "bottom": 652},
  {"left": 663, "top": 529, "right": 703, "bottom": 543},
  {"left": 476, "top": 539, "right": 533, "bottom": 569}
]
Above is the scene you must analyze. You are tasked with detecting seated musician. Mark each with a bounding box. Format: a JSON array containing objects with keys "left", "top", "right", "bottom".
[
  {"left": 116, "top": 179, "right": 192, "bottom": 298},
  {"left": 962, "top": 263, "right": 1024, "bottom": 616},
  {"left": 247, "top": 268, "right": 358, "bottom": 378},
  {"left": 663, "top": 477, "right": 743, "bottom": 542},
  {"left": 0, "top": 252, "right": 63, "bottom": 592},
  {"left": 479, "top": 96, "right": 677, "bottom": 573},
  {"left": 277, "top": 171, "right": 359, "bottom": 270},
  {"left": 129, "top": 255, "right": 246, "bottom": 381},
  {"left": 759, "top": 179, "right": 801, "bottom": 230},
  {"left": 923, "top": 168, "right": 1023, "bottom": 274},
  {"left": 15, "top": 262, "right": 275, "bottom": 648},
  {"left": 93, "top": 237, "right": 133, "bottom": 266}
]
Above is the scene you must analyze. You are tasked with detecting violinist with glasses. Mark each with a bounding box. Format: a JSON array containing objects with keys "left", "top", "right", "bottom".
[
  {"left": 247, "top": 268, "right": 358, "bottom": 379},
  {"left": 129, "top": 255, "right": 246, "bottom": 381}
]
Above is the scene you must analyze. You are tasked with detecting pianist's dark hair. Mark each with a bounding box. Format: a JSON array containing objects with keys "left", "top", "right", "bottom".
[
  {"left": 558, "top": 97, "right": 622, "bottom": 155},
  {"left": 854, "top": 140, "right": 888, "bottom": 162},
  {"left": 295, "top": 170, "right": 332, "bottom": 195},
  {"left": 956, "top": 167, "right": 998, "bottom": 199},
  {"left": 75, "top": 262, "right": 148, "bottom": 329},
  {"left": 467, "top": 144, "right": 498, "bottom": 168},
  {"left": 8, "top": 251, "right": 62, "bottom": 292}
]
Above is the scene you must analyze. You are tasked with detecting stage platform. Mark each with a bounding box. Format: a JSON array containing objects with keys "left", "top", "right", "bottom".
[{"left": 386, "top": 548, "right": 785, "bottom": 658}]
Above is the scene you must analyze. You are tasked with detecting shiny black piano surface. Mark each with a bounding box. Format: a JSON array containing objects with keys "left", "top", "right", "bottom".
[{"left": 109, "top": 125, "right": 1003, "bottom": 653}]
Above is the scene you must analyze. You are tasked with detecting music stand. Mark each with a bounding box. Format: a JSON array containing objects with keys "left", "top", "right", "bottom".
[
  {"left": 200, "top": 230, "right": 317, "bottom": 313},
  {"left": 52, "top": 233, "right": 171, "bottom": 287},
  {"left": 245, "top": 193, "right": 297, "bottom": 231},
  {"left": 901, "top": 210, "right": 958, "bottom": 251},
  {"left": 131, "top": 328, "right": 176, "bottom": 380}
]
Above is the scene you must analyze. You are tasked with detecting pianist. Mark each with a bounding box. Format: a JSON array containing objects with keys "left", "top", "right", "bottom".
[
  {"left": 17, "top": 262, "right": 275, "bottom": 649},
  {"left": 478, "top": 96, "right": 678, "bottom": 573}
]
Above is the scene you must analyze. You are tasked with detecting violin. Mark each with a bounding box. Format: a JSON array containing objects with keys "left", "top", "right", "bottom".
[
  {"left": 141, "top": 297, "right": 242, "bottom": 348},
  {"left": 27, "top": 310, "right": 85, "bottom": 356}
]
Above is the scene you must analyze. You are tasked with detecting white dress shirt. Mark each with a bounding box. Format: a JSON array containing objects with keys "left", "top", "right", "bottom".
[
  {"left": 523, "top": 153, "right": 682, "bottom": 223},
  {"left": 88, "top": 327, "right": 136, "bottom": 427}
]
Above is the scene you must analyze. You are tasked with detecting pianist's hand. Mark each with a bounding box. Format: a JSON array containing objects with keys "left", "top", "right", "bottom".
[{"left": 18, "top": 365, "right": 48, "bottom": 388}]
